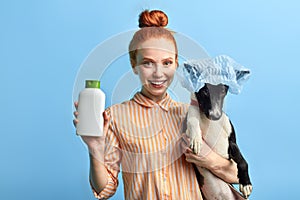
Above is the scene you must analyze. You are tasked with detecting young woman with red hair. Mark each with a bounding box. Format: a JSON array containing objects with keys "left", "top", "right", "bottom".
[{"left": 74, "top": 9, "right": 239, "bottom": 199}]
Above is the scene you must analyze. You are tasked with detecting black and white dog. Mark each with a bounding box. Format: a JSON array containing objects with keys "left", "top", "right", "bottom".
[{"left": 181, "top": 55, "right": 253, "bottom": 199}]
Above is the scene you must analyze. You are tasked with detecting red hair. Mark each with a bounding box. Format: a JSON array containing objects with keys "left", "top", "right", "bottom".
[{"left": 129, "top": 10, "right": 178, "bottom": 68}]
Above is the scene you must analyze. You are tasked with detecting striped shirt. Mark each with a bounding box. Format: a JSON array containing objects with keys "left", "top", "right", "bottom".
[{"left": 92, "top": 92, "right": 203, "bottom": 200}]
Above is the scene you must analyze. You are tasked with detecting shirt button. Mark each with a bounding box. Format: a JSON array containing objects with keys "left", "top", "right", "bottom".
[{"left": 154, "top": 105, "right": 160, "bottom": 113}]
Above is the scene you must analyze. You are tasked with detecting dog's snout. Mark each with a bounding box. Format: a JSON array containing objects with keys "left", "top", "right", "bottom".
[{"left": 207, "top": 109, "right": 222, "bottom": 120}]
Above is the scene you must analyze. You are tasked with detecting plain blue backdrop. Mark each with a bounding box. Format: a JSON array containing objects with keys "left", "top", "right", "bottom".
[{"left": 1, "top": 0, "right": 300, "bottom": 199}]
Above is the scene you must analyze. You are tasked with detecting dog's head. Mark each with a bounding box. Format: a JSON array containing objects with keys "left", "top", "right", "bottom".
[
  {"left": 194, "top": 83, "right": 229, "bottom": 120},
  {"left": 182, "top": 55, "right": 251, "bottom": 120}
]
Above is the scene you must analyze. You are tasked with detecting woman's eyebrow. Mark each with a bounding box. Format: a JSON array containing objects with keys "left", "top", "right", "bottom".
[
  {"left": 140, "top": 57, "right": 174, "bottom": 63},
  {"left": 143, "top": 57, "right": 174, "bottom": 61},
  {"left": 162, "top": 57, "right": 174, "bottom": 61},
  {"left": 141, "top": 57, "right": 155, "bottom": 62}
]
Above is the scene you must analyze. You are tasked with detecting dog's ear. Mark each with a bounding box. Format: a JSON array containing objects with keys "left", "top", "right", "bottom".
[
  {"left": 184, "top": 63, "right": 201, "bottom": 79},
  {"left": 235, "top": 69, "right": 250, "bottom": 84}
]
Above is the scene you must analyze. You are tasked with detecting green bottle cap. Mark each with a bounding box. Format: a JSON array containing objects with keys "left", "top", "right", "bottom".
[{"left": 85, "top": 80, "right": 100, "bottom": 88}]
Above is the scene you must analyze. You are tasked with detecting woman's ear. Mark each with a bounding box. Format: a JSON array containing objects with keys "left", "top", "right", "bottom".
[
  {"left": 133, "top": 67, "right": 138, "bottom": 74},
  {"left": 130, "top": 58, "right": 138, "bottom": 74}
]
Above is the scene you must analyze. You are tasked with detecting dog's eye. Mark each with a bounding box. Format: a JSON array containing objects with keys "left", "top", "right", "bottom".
[
  {"left": 202, "top": 88, "right": 209, "bottom": 96},
  {"left": 222, "top": 86, "right": 228, "bottom": 94}
]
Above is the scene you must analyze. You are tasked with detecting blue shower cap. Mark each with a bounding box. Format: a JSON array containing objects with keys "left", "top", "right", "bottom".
[{"left": 178, "top": 55, "right": 251, "bottom": 94}]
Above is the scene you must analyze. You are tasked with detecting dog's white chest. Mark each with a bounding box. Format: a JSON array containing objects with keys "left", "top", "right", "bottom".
[{"left": 199, "top": 112, "right": 232, "bottom": 158}]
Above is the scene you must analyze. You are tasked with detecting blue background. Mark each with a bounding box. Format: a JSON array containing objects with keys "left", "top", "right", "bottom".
[{"left": 1, "top": 0, "right": 299, "bottom": 199}]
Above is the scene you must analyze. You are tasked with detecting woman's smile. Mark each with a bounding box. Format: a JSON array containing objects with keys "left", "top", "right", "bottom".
[{"left": 149, "top": 80, "right": 167, "bottom": 88}]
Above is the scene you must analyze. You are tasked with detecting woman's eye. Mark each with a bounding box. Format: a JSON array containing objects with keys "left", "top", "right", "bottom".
[
  {"left": 163, "top": 60, "right": 173, "bottom": 67},
  {"left": 142, "top": 61, "right": 154, "bottom": 67}
]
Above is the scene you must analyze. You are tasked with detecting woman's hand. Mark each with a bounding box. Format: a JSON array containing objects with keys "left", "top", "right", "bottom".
[
  {"left": 181, "top": 134, "right": 216, "bottom": 169},
  {"left": 73, "top": 102, "right": 109, "bottom": 192},
  {"left": 182, "top": 133, "right": 239, "bottom": 183},
  {"left": 73, "top": 102, "right": 109, "bottom": 162}
]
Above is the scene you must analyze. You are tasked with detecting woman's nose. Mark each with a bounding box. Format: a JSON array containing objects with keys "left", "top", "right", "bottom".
[{"left": 153, "top": 65, "right": 163, "bottom": 77}]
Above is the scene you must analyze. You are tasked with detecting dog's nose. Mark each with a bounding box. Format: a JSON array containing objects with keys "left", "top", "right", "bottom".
[{"left": 208, "top": 109, "right": 222, "bottom": 120}]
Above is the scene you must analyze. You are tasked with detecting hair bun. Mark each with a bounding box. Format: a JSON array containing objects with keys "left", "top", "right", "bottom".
[{"left": 138, "top": 10, "right": 168, "bottom": 28}]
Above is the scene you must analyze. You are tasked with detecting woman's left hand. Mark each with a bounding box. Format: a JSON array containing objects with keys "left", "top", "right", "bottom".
[
  {"left": 182, "top": 135, "right": 216, "bottom": 170},
  {"left": 182, "top": 133, "right": 239, "bottom": 183}
]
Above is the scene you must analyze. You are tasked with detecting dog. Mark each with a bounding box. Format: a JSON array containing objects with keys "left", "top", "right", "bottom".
[{"left": 181, "top": 55, "right": 253, "bottom": 199}]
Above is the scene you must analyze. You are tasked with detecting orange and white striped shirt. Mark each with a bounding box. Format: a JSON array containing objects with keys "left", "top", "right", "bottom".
[{"left": 92, "top": 92, "right": 203, "bottom": 200}]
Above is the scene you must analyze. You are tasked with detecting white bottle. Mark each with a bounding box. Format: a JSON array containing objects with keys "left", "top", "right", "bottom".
[{"left": 76, "top": 80, "right": 106, "bottom": 136}]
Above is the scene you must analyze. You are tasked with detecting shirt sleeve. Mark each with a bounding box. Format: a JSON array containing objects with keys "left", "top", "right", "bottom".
[{"left": 90, "top": 108, "right": 122, "bottom": 199}]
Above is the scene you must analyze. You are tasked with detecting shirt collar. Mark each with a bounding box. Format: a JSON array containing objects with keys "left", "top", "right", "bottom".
[{"left": 132, "top": 92, "right": 173, "bottom": 111}]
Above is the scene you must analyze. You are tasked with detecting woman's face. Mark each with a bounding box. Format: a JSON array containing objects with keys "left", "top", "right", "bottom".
[{"left": 134, "top": 38, "right": 177, "bottom": 102}]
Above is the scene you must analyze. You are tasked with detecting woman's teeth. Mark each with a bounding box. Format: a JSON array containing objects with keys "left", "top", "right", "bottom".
[{"left": 151, "top": 81, "right": 165, "bottom": 85}]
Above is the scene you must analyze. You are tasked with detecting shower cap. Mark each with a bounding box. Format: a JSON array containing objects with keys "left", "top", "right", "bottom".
[{"left": 178, "top": 55, "right": 251, "bottom": 94}]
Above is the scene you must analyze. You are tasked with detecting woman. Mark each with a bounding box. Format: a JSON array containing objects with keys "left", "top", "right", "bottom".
[{"left": 73, "top": 9, "right": 239, "bottom": 200}]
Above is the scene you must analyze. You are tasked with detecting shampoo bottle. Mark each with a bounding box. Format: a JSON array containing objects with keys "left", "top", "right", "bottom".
[{"left": 76, "top": 80, "right": 105, "bottom": 136}]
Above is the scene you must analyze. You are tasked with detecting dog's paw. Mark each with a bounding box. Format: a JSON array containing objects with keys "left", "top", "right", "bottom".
[
  {"left": 239, "top": 184, "right": 252, "bottom": 199},
  {"left": 190, "top": 134, "right": 202, "bottom": 155}
]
